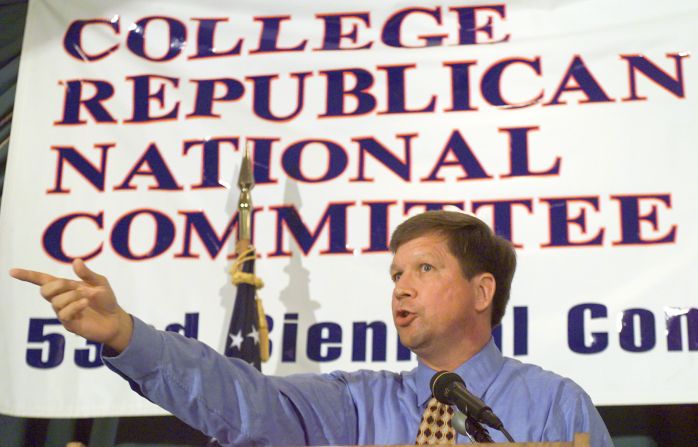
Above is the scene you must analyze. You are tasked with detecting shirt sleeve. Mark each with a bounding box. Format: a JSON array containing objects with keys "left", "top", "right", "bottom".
[
  {"left": 542, "top": 379, "right": 615, "bottom": 447},
  {"left": 102, "top": 316, "right": 358, "bottom": 446}
]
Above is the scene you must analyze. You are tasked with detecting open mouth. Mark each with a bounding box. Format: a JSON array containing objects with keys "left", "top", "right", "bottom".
[{"left": 395, "top": 310, "right": 417, "bottom": 326}]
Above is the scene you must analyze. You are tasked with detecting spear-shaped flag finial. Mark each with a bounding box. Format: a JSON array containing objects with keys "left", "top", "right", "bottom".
[{"left": 237, "top": 141, "right": 255, "bottom": 244}]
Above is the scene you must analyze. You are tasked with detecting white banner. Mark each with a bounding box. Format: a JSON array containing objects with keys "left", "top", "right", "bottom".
[{"left": 0, "top": 0, "right": 696, "bottom": 417}]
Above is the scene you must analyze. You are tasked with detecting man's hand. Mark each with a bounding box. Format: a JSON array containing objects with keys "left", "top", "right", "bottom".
[{"left": 9, "top": 259, "right": 133, "bottom": 353}]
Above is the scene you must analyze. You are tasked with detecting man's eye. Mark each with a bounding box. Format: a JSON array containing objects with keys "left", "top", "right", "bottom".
[
  {"left": 420, "top": 264, "right": 432, "bottom": 272},
  {"left": 392, "top": 273, "right": 401, "bottom": 282}
]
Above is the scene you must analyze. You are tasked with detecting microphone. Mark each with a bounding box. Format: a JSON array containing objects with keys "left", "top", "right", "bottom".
[{"left": 430, "top": 371, "right": 504, "bottom": 430}]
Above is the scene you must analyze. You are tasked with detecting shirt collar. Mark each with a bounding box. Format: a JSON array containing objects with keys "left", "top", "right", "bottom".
[{"left": 414, "top": 338, "right": 505, "bottom": 407}]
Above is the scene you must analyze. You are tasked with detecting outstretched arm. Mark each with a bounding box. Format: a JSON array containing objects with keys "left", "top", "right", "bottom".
[
  {"left": 10, "top": 260, "right": 360, "bottom": 445},
  {"left": 9, "top": 259, "right": 133, "bottom": 352}
]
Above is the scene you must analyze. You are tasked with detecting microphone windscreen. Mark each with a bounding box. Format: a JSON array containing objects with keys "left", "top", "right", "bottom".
[{"left": 430, "top": 371, "right": 464, "bottom": 403}]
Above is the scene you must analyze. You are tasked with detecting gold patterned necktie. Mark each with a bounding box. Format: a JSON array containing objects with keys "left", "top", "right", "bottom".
[{"left": 415, "top": 397, "right": 456, "bottom": 444}]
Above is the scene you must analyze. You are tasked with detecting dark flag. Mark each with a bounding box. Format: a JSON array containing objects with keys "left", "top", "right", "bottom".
[{"left": 224, "top": 249, "right": 264, "bottom": 370}]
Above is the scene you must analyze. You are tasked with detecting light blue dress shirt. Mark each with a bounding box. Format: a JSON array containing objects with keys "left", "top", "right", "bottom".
[{"left": 104, "top": 317, "right": 613, "bottom": 446}]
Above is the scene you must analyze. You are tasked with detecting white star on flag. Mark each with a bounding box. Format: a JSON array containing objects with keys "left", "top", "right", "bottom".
[
  {"left": 248, "top": 327, "right": 260, "bottom": 345},
  {"left": 229, "top": 330, "right": 244, "bottom": 350}
]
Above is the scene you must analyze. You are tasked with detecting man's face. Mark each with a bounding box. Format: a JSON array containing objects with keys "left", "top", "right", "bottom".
[{"left": 390, "top": 233, "right": 480, "bottom": 362}]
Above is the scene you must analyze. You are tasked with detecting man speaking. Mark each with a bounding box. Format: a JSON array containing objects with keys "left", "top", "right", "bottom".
[{"left": 10, "top": 211, "right": 613, "bottom": 446}]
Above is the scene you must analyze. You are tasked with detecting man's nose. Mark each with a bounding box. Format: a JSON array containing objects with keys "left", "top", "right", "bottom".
[{"left": 394, "top": 275, "right": 416, "bottom": 300}]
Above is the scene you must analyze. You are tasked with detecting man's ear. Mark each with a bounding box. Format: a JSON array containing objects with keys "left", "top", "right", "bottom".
[{"left": 473, "top": 272, "right": 496, "bottom": 314}]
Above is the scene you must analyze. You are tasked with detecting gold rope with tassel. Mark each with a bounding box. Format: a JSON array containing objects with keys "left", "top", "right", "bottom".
[{"left": 230, "top": 245, "right": 269, "bottom": 362}]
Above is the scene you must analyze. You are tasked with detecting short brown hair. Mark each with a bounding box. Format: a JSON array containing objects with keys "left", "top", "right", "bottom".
[{"left": 389, "top": 210, "right": 516, "bottom": 327}]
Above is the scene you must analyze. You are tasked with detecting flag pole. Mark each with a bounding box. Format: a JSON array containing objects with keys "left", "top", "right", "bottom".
[
  {"left": 233, "top": 141, "right": 269, "bottom": 362},
  {"left": 223, "top": 140, "right": 269, "bottom": 366}
]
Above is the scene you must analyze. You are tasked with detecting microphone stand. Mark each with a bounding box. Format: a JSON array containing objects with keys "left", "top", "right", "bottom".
[
  {"left": 452, "top": 410, "right": 494, "bottom": 443},
  {"left": 464, "top": 417, "right": 494, "bottom": 443}
]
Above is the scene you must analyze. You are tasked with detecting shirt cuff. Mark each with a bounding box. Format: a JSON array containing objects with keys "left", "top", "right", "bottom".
[{"left": 102, "top": 315, "right": 165, "bottom": 379}]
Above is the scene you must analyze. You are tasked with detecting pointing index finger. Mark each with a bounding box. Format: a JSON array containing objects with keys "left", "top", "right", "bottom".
[{"left": 9, "top": 268, "right": 57, "bottom": 286}]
